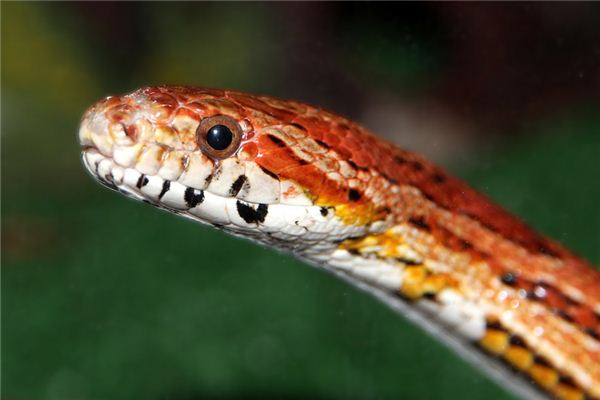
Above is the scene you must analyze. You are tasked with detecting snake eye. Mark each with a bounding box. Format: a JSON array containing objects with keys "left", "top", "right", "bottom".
[{"left": 197, "top": 115, "right": 242, "bottom": 159}]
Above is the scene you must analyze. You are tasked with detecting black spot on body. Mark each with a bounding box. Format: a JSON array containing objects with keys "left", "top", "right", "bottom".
[
  {"left": 432, "top": 173, "right": 446, "bottom": 183},
  {"left": 533, "top": 355, "right": 551, "bottom": 367},
  {"left": 563, "top": 295, "right": 580, "bottom": 306},
  {"left": 267, "top": 134, "right": 286, "bottom": 147},
  {"left": 259, "top": 166, "right": 279, "bottom": 181},
  {"left": 229, "top": 175, "right": 247, "bottom": 196},
  {"left": 501, "top": 272, "right": 518, "bottom": 286},
  {"left": 290, "top": 123, "right": 307, "bottom": 131},
  {"left": 315, "top": 139, "right": 330, "bottom": 149},
  {"left": 411, "top": 161, "right": 424, "bottom": 171},
  {"left": 421, "top": 192, "right": 436, "bottom": 203},
  {"left": 584, "top": 327, "right": 599, "bottom": 340},
  {"left": 384, "top": 175, "right": 398, "bottom": 185},
  {"left": 408, "top": 216, "right": 431, "bottom": 232},
  {"left": 508, "top": 335, "right": 527, "bottom": 348},
  {"left": 486, "top": 320, "right": 506, "bottom": 331},
  {"left": 158, "top": 180, "right": 170, "bottom": 200},
  {"left": 236, "top": 201, "right": 268, "bottom": 224},
  {"left": 348, "top": 189, "right": 361, "bottom": 202},
  {"left": 394, "top": 155, "right": 407, "bottom": 164},
  {"left": 136, "top": 175, "right": 148, "bottom": 189},
  {"left": 396, "top": 257, "right": 421, "bottom": 266},
  {"left": 558, "top": 376, "right": 577, "bottom": 388},
  {"left": 459, "top": 239, "right": 473, "bottom": 250},
  {"left": 537, "top": 242, "right": 559, "bottom": 257},
  {"left": 184, "top": 187, "right": 204, "bottom": 208},
  {"left": 555, "top": 309, "right": 574, "bottom": 322}
]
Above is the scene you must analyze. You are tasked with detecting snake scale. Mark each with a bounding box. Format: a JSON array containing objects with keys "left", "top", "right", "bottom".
[{"left": 79, "top": 86, "right": 600, "bottom": 399}]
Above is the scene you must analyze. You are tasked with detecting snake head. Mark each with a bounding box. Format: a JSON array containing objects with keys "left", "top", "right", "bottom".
[{"left": 80, "top": 86, "right": 393, "bottom": 252}]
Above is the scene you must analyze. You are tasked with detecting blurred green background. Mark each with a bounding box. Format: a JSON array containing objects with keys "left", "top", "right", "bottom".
[{"left": 2, "top": 3, "right": 599, "bottom": 400}]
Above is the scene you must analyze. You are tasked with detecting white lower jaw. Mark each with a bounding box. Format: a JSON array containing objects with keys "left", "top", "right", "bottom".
[{"left": 81, "top": 148, "right": 368, "bottom": 255}]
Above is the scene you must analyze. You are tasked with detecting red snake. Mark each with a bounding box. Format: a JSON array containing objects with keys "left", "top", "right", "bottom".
[{"left": 79, "top": 86, "right": 600, "bottom": 399}]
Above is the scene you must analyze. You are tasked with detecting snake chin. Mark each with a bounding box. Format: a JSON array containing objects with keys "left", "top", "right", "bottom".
[{"left": 81, "top": 148, "right": 368, "bottom": 255}]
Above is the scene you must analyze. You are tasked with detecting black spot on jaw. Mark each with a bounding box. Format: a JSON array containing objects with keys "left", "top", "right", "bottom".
[
  {"left": 136, "top": 175, "right": 149, "bottom": 189},
  {"left": 408, "top": 216, "right": 431, "bottom": 232},
  {"left": 159, "top": 180, "right": 170, "bottom": 200},
  {"left": 204, "top": 172, "right": 214, "bottom": 187},
  {"left": 267, "top": 134, "right": 286, "bottom": 147},
  {"left": 229, "top": 175, "right": 247, "bottom": 196},
  {"left": 259, "top": 166, "right": 279, "bottom": 181},
  {"left": 98, "top": 176, "right": 118, "bottom": 191},
  {"left": 184, "top": 187, "right": 204, "bottom": 208},
  {"left": 236, "top": 201, "right": 268, "bottom": 224},
  {"left": 348, "top": 189, "right": 361, "bottom": 202}
]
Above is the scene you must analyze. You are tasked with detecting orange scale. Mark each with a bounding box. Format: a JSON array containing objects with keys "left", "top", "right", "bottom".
[
  {"left": 228, "top": 92, "right": 297, "bottom": 121},
  {"left": 200, "top": 98, "right": 245, "bottom": 117},
  {"left": 239, "top": 142, "right": 258, "bottom": 159},
  {"left": 174, "top": 107, "right": 199, "bottom": 120},
  {"left": 98, "top": 96, "right": 123, "bottom": 111},
  {"left": 544, "top": 289, "right": 569, "bottom": 310},
  {"left": 345, "top": 137, "right": 363, "bottom": 152},
  {"left": 295, "top": 116, "right": 331, "bottom": 134},
  {"left": 323, "top": 132, "right": 341, "bottom": 146},
  {"left": 145, "top": 92, "right": 178, "bottom": 108},
  {"left": 283, "top": 164, "right": 331, "bottom": 201},
  {"left": 255, "top": 147, "right": 298, "bottom": 175},
  {"left": 185, "top": 102, "right": 209, "bottom": 114},
  {"left": 568, "top": 306, "right": 598, "bottom": 328},
  {"left": 352, "top": 151, "right": 373, "bottom": 169}
]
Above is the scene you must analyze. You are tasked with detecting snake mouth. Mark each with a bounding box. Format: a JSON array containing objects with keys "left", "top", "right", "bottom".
[{"left": 81, "top": 147, "right": 344, "bottom": 244}]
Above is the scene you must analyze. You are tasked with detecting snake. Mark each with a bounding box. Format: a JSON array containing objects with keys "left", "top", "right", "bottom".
[{"left": 79, "top": 86, "right": 600, "bottom": 400}]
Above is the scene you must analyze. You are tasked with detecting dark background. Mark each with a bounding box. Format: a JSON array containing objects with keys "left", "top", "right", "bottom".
[{"left": 2, "top": 3, "right": 599, "bottom": 399}]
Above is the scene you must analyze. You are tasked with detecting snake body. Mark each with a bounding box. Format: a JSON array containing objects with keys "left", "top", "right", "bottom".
[{"left": 79, "top": 86, "right": 600, "bottom": 399}]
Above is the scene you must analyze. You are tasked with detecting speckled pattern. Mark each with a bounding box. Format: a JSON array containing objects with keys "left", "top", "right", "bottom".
[{"left": 80, "top": 86, "right": 600, "bottom": 399}]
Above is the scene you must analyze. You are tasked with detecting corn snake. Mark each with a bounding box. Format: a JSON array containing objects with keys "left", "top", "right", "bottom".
[{"left": 79, "top": 86, "right": 600, "bottom": 399}]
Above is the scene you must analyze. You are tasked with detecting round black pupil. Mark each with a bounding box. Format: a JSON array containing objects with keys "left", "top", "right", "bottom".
[{"left": 206, "top": 125, "right": 233, "bottom": 151}]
